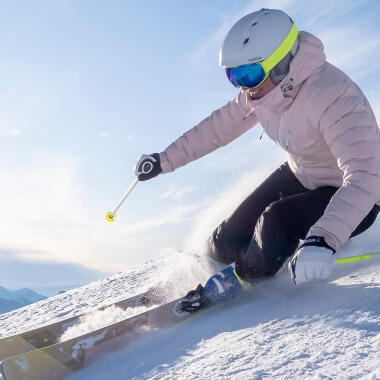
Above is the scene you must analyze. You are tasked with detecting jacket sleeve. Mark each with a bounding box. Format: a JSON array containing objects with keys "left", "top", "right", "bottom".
[
  {"left": 307, "top": 83, "right": 380, "bottom": 250},
  {"left": 159, "top": 91, "right": 258, "bottom": 173}
]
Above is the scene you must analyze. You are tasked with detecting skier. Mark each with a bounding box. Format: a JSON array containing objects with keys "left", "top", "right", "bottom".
[{"left": 134, "top": 9, "right": 380, "bottom": 311}]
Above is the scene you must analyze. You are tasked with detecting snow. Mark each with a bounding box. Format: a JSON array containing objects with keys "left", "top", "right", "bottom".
[
  {"left": 0, "top": 260, "right": 163, "bottom": 337},
  {"left": 68, "top": 258, "right": 380, "bottom": 380},
  {"left": 59, "top": 305, "right": 149, "bottom": 342},
  {"left": 0, "top": 234, "right": 379, "bottom": 379},
  {"left": 0, "top": 253, "right": 208, "bottom": 338}
]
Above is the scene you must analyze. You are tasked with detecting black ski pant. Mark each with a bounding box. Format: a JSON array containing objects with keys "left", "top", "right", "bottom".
[{"left": 207, "top": 163, "right": 380, "bottom": 281}]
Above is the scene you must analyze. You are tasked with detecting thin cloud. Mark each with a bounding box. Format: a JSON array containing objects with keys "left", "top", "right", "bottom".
[
  {"left": 320, "top": 26, "right": 380, "bottom": 81},
  {"left": 161, "top": 184, "right": 197, "bottom": 202},
  {"left": 302, "top": 0, "right": 370, "bottom": 30},
  {"left": 9, "top": 129, "right": 21, "bottom": 136},
  {"left": 161, "top": 184, "right": 177, "bottom": 199},
  {"left": 124, "top": 201, "right": 203, "bottom": 234}
]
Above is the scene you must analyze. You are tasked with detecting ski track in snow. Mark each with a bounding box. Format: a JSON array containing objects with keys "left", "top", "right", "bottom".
[{"left": 0, "top": 240, "right": 379, "bottom": 379}]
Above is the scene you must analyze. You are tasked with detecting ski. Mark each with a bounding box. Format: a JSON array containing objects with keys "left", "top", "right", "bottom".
[
  {"left": 0, "top": 284, "right": 167, "bottom": 362},
  {"left": 0, "top": 297, "right": 194, "bottom": 380}
]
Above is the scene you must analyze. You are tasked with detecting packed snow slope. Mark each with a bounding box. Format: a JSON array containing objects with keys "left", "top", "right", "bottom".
[{"left": 0, "top": 234, "right": 379, "bottom": 379}]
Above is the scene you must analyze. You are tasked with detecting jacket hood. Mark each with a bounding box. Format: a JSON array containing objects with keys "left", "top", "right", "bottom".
[{"left": 288, "top": 31, "right": 326, "bottom": 89}]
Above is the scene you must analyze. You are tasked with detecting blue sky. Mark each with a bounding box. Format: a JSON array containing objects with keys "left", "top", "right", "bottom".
[{"left": 1, "top": 0, "right": 379, "bottom": 295}]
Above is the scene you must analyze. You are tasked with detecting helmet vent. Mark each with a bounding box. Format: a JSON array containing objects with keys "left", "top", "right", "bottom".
[
  {"left": 243, "top": 37, "right": 249, "bottom": 45},
  {"left": 251, "top": 22, "right": 257, "bottom": 26}
]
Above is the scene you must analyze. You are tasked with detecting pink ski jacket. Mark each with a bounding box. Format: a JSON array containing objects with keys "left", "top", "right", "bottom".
[{"left": 159, "top": 31, "right": 380, "bottom": 251}]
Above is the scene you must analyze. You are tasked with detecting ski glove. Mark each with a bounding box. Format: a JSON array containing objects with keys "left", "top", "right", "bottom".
[
  {"left": 134, "top": 153, "right": 162, "bottom": 181},
  {"left": 289, "top": 236, "right": 335, "bottom": 285}
]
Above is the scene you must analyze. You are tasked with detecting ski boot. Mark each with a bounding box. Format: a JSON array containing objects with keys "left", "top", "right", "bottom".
[{"left": 178, "top": 265, "right": 251, "bottom": 313}]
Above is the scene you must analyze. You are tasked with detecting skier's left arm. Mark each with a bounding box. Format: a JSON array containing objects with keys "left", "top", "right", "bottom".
[{"left": 307, "top": 84, "right": 380, "bottom": 251}]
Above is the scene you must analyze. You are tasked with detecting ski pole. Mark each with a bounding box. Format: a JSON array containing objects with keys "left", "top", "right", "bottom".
[
  {"left": 106, "top": 178, "right": 139, "bottom": 222},
  {"left": 336, "top": 252, "right": 380, "bottom": 264}
]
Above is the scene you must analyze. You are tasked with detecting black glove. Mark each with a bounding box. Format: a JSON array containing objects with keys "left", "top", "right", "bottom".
[{"left": 134, "top": 153, "right": 162, "bottom": 181}]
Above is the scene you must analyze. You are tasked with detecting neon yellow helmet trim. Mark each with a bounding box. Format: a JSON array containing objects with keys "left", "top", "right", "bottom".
[{"left": 261, "top": 22, "right": 298, "bottom": 74}]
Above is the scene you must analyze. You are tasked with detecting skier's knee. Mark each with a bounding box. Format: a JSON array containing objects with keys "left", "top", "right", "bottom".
[
  {"left": 255, "top": 200, "right": 284, "bottom": 246},
  {"left": 206, "top": 220, "right": 247, "bottom": 265},
  {"left": 206, "top": 222, "right": 233, "bottom": 264},
  {"left": 206, "top": 234, "right": 224, "bottom": 263}
]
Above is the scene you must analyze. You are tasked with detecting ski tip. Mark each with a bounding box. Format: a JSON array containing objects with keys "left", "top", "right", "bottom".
[{"left": 106, "top": 212, "right": 116, "bottom": 222}]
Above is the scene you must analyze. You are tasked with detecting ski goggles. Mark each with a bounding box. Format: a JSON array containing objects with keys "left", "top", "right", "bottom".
[
  {"left": 224, "top": 22, "right": 298, "bottom": 89},
  {"left": 225, "top": 64, "right": 267, "bottom": 89}
]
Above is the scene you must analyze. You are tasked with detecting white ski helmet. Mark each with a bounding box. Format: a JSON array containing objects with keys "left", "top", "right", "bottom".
[{"left": 219, "top": 9, "right": 298, "bottom": 84}]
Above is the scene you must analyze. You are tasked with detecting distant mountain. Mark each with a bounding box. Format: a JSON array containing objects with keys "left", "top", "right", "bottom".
[
  {"left": 0, "top": 286, "right": 46, "bottom": 314},
  {"left": 0, "top": 298, "right": 21, "bottom": 314},
  {"left": 13, "top": 288, "right": 46, "bottom": 304}
]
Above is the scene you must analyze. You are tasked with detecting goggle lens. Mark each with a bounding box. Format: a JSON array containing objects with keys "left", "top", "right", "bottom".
[{"left": 225, "top": 63, "right": 266, "bottom": 88}]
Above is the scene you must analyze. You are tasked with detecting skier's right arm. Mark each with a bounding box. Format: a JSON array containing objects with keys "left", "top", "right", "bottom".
[{"left": 158, "top": 91, "right": 258, "bottom": 173}]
